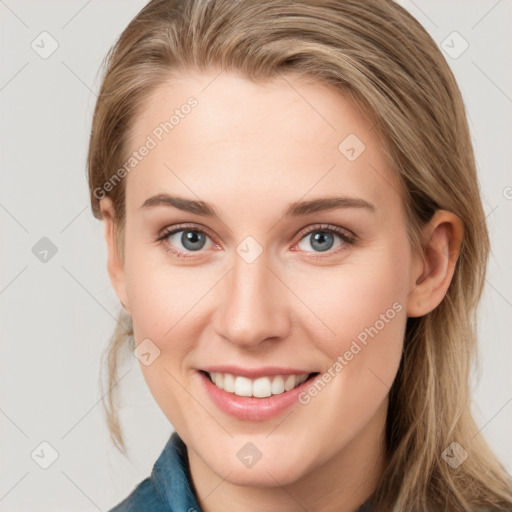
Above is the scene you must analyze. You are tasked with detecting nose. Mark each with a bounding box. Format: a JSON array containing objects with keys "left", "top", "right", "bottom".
[{"left": 213, "top": 252, "right": 291, "bottom": 349}]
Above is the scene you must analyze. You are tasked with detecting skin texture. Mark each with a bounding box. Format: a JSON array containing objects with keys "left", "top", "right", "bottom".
[{"left": 100, "top": 70, "right": 463, "bottom": 512}]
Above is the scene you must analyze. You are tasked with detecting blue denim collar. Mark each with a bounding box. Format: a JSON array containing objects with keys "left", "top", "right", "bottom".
[{"left": 152, "top": 431, "right": 203, "bottom": 511}]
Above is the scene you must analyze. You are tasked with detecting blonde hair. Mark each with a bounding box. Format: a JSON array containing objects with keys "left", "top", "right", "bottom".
[{"left": 87, "top": 0, "right": 512, "bottom": 510}]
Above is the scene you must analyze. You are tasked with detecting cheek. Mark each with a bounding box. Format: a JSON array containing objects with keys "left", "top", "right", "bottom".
[
  {"left": 123, "top": 247, "right": 205, "bottom": 428},
  {"left": 289, "top": 238, "right": 411, "bottom": 423},
  {"left": 294, "top": 241, "right": 410, "bottom": 356},
  {"left": 123, "top": 235, "right": 207, "bottom": 341},
  {"left": 291, "top": 251, "right": 409, "bottom": 438},
  {"left": 122, "top": 242, "right": 215, "bottom": 422}
]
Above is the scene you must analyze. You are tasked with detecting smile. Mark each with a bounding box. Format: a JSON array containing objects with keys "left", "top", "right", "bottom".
[
  {"left": 204, "top": 371, "right": 315, "bottom": 398},
  {"left": 197, "top": 369, "right": 321, "bottom": 421}
]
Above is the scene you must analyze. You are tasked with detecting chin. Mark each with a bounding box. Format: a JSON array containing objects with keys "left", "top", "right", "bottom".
[
  {"left": 223, "top": 461, "right": 306, "bottom": 488},
  {"left": 200, "top": 442, "right": 313, "bottom": 488}
]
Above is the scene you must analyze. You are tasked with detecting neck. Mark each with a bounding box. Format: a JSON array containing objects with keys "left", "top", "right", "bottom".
[{"left": 188, "top": 398, "right": 388, "bottom": 512}]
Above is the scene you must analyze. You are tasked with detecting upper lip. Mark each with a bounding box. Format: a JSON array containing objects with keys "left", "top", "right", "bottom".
[{"left": 199, "top": 365, "right": 318, "bottom": 379}]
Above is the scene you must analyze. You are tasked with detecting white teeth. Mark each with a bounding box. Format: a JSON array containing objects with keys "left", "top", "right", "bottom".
[
  {"left": 223, "top": 373, "right": 235, "bottom": 393},
  {"left": 284, "top": 375, "right": 296, "bottom": 391},
  {"left": 253, "top": 377, "right": 272, "bottom": 398},
  {"left": 207, "top": 371, "right": 311, "bottom": 398},
  {"left": 234, "top": 376, "right": 252, "bottom": 397},
  {"left": 214, "top": 372, "right": 223, "bottom": 387},
  {"left": 271, "top": 376, "right": 285, "bottom": 394}
]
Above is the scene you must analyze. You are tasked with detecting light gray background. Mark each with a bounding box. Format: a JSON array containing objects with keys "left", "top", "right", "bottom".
[{"left": 1, "top": 1, "right": 511, "bottom": 510}]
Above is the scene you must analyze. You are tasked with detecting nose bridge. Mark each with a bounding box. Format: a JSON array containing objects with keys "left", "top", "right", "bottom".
[{"left": 214, "top": 250, "right": 289, "bottom": 347}]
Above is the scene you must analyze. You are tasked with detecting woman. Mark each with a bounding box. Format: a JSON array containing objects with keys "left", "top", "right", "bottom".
[{"left": 87, "top": 0, "right": 512, "bottom": 510}]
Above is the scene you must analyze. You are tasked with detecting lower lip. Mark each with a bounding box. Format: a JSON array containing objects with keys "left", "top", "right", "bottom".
[{"left": 197, "top": 370, "right": 318, "bottom": 421}]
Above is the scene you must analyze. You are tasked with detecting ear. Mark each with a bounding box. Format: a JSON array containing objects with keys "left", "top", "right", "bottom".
[
  {"left": 99, "top": 197, "right": 130, "bottom": 314},
  {"left": 406, "top": 210, "right": 464, "bottom": 318}
]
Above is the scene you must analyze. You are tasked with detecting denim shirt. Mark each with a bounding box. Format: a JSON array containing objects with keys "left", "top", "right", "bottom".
[{"left": 109, "top": 431, "right": 374, "bottom": 511}]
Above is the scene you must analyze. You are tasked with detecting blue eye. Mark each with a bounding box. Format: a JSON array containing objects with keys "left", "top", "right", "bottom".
[
  {"left": 299, "top": 230, "right": 337, "bottom": 252},
  {"left": 168, "top": 230, "right": 209, "bottom": 251},
  {"left": 157, "top": 223, "right": 355, "bottom": 259},
  {"left": 295, "top": 225, "right": 355, "bottom": 257},
  {"left": 158, "top": 225, "right": 214, "bottom": 256}
]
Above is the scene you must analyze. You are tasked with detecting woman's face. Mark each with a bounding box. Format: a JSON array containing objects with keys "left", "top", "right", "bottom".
[{"left": 103, "top": 70, "right": 420, "bottom": 487}]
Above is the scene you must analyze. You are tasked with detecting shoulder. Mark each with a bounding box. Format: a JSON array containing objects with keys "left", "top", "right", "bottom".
[{"left": 108, "top": 477, "right": 168, "bottom": 512}]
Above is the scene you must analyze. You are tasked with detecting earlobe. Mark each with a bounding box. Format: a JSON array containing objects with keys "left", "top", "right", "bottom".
[
  {"left": 406, "top": 210, "right": 464, "bottom": 318},
  {"left": 99, "top": 197, "right": 130, "bottom": 314}
]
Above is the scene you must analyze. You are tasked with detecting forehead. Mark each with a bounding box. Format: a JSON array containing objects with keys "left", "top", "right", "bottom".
[{"left": 125, "top": 70, "right": 401, "bottom": 218}]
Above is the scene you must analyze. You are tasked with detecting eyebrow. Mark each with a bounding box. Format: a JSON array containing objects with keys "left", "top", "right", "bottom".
[{"left": 140, "top": 193, "right": 376, "bottom": 217}]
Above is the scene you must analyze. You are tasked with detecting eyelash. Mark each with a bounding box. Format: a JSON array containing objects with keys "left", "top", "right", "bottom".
[{"left": 156, "top": 223, "right": 356, "bottom": 260}]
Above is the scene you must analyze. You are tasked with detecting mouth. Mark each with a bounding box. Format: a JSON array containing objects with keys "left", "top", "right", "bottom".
[{"left": 199, "top": 370, "right": 320, "bottom": 398}]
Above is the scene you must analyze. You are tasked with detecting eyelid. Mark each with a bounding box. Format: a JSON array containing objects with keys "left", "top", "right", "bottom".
[
  {"left": 158, "top": 222, "right": 219, "bottom": 245},
  {"left": 289, "top": 223, "right": 356, "bottom": 259},
  {"left": 156, "top": 223, "right": 221, "bottom": 260},
  {"left": 157, "top": 222, "right": 356, "bottom": 258},
  {"left": 293, "top": 223, "right": 356, "bottom": 245}
]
